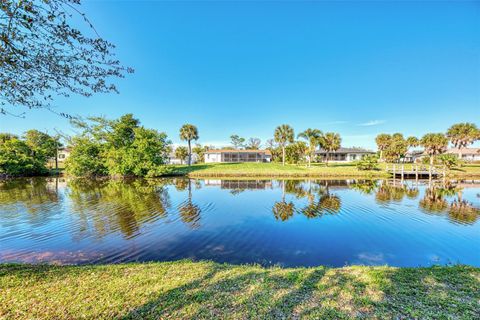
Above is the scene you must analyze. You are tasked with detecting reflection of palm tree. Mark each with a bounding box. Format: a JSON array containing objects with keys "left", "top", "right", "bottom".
[
  {"left": 375, "top": 181, "right": 406, "bottom": 203},
  {"left": 179, "top": 179, "right": 201, "bottom": 228},
  {"left": 448, "top": 189, "right": 480, "bottom": 224},
  {"left": 272, "top": 180, "right": 295, "bottom": 221},
  {"left": 350, "top": 180, "right": 377, "bottom": 195},
  {"left": 419, "top": 187, "right": 448, "bottom": 213},
  {"left": 318, "top": 182, "right": 341, "bottom": 214}
]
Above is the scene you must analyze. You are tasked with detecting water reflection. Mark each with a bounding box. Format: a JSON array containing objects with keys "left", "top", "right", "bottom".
[
  {"left": 0, "top": 177, "right": 479, "bottom": 267},
  {"left": 67, "top": 179, "right": 171, "bottom": 239}
]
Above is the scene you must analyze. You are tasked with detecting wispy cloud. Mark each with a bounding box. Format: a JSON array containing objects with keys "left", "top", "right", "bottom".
[{"left": 358, "top": 120, "right": 386, "bottom": 126}]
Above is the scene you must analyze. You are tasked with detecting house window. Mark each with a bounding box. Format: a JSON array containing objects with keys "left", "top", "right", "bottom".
[{"left": 58, "top": 154, "right": 66, "bottom": 159}]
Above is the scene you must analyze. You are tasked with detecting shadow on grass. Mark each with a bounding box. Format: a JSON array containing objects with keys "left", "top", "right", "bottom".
[{"left": 1, "top": 263, "right": 478, "bottom": 319}]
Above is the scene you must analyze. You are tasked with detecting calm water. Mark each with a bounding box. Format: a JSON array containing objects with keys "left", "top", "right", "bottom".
[{"left": 0, "top": 177, "right": 479, "bottom": 267}]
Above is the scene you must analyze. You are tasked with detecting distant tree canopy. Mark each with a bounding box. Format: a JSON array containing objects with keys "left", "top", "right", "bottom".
[
  {"left": 65, "top": 114, "right": 171, "bottom": 177},
  {"left": 0, "top": 131, "right": 57, "bottom": 176},
  {"left": 246, "top": 137, "right": 261, "bottom": 150},
  {"left": 230, "top": 134, "right": 246, "bottom": 149},
  {"left": 175, "top": 146, "right": 188, "bottom": 165},
  {"left": 0, "top": 0, "right": 132, "bottom": 114}
]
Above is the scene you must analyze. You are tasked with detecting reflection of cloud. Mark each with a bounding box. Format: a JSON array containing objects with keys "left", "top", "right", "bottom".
[
  {"left": 0, "top": 250, "right": 104, "bottom": 265},
  {"left": 358, "top": 120, "right": 386, "bottom": 126},
  {"left": 356, "top": 252, "right": 387, "bottom": 265}
]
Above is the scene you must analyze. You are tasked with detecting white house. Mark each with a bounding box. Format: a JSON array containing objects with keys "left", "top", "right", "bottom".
[
  {"left": 446, "top": 148, "right": 480, "bottom": 162},
  {"left": 315, "top": 147, "right": 375, "bottom": 162},
  {"left": 167, "top": 150, "right": 198, "bottom": 165},
  {"left": 204, "top": 149, "right": 272, "bottom": 163}
]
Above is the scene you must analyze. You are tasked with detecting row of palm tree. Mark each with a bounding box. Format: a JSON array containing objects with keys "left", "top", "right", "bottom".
[
  {"left": 375, "top": 122, "right": 479, "bottom": 164},
  {"left": 274, "top": 124, "right": 342, "bottom": 166}
]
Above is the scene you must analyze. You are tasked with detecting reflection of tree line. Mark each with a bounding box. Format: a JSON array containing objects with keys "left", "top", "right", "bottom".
[
  {"left": 272, "top": 180, "right": 342, "bottom": 221},
  {"left": 0, "top": 178, "right": 205, "bottom": 240},
  {"left": 351, "top": 180, "right": 480, "bottom": 225}
]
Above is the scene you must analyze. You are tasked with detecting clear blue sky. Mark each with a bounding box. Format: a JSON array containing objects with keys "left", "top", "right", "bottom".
[{"left": 1, "top": 1, "right": 479, "bottom": 149}]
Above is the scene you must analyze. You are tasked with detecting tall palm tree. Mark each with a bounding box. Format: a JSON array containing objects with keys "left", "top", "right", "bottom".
[
  {"left": 297, "top": 128, "right": 322, "bottom": 167},
  {"left": 375, "top": 134, "right": 391, "bottom": 162},
  {"left": 446, "top": 123, "right": 479, "bottom": 159},
  {"left": 320, "top": 132, "right": 341, "bottom": 166},
  {"left": 274, "top": 124, "right": 294, "bottom": 166},
  {"left": 406, "top": 136, "right": 419, "bottom": 149},
  {"left": 179, "top": 124, "right": 199, "bottom": 166},
  {"left": 420, "top": 133, "right": 449, "bottom": 167}
]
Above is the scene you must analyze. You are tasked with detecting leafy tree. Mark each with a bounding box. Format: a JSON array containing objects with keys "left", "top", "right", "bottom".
[
  {"left": 285, "top": 141, "right": 308, "bottom": 164},
  {"left": 320, "top": 132, "right": 341, "bottom": 166},
  {"left": 298, "top": 128, "right": 322, "bottom": 167},
  {"left": 274, "top": 124, "right": 294, "bottom": 166},
  {"left": 246, "top": 137, "right": 261, "bottom": 150},
  {"left": 179, "top": 124, "right": 199, "bottom": 166},
  {"left": 230, "top": 134, "right": 245, "bottom": 149},
  {"left": 446, "top": 123, "right": 479, "bottom": 159},
  {"left": 406, "top": 136, "right": 419, "bottom": 149},
  {"left": 437, "top": 154, "right": 459, "bottom": 170},
  {"left": 355, "top": 154, "right": 379, "bottom": 170},
  {"left": 0, "top": 133, "right": 18, "bottom": 143},
  {"left": 0, "top": 136, "right": 46, "bottom": 176},
  {"left": 64, "top": 137, "right": 107, "bottom": 177},
  {"left": 192, "top": 144, "right": 209, "bottom": 163},
  {"left": 383, "top": 133, "right": 407, "bottom": 163},
  {"left": 375, "top": 134, "right": 391, "bottom": 162},
  {"left": 175, "top": 146, "right": 189, "bottom": 165},
  {"left": 23, "top": 130, "right": 59, "bottom": 164},
  {"left": 0, "top": 0, "right": 131, "bottom": 114},
  {"left": 420, "top": 133, "right": 449, "bottom": 166}
]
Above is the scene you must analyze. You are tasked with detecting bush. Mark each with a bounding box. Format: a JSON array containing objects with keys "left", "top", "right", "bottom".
[
  {"left": 437, "top": 154, "right": 460, "bottom": 169},
  {"left": 0, "top": 137, "right": 48, "bottom": 176},
  {"left": 355, "top": 154, "right": 379, "bottom": 170}
]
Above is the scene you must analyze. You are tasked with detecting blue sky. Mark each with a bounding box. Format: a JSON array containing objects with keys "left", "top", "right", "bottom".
[{"left": 1, "top": 1, "right": 479, "bottom": 149}]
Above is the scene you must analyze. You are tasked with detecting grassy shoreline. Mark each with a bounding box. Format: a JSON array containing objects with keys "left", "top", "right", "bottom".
[
  {"left": 169, "top": 162, "right": 480, "bottom": 179},
  {"left": 1, "top": 261, "right": 478, "bottom": 319}
]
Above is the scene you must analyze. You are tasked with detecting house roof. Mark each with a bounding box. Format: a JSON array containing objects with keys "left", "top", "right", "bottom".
[
  {"left": 205, "top": 149, "right": 272, "bottom": 155},
  {"left": 446, "top": 148, "right": 480, "bottom": 155},
  {"left": 315, "top": 147, "right": 374, "bottom": 154}
]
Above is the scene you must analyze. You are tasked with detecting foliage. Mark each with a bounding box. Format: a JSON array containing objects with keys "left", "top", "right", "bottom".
[
  {"left": 383, "top": 133, "right": 408, "bottom": 163},
  {"left": 284, "top": 141, "right": 308, "bottom": 164},
  {"left": 23, "top": 129, "right": 59, "bottom": 163},
  {"left": 180, "top": 124, "right": 199, "bottom": 166},
  {"left": 192, "top": 144, "right": 209, "bottom": 163},
  {"left": 446, "top": 122, "right": 479, "bottom": 149},
  {"left": 246, "top": 137, "right": 261, "bottom": 150},
  {"left": 65, "top": 114, "right": 171, "bottom": 177},
  {"left": 230, "top": 134, "right": 245, "bottom": 149},
  {"left": 0, "top": 136, "right": 47, "bottom": 176},
  {"left": 437, "top": 154, "right": 459, "bottom": 169},
  {"left": 319, "top": 132, "right": 341, "bottom": 166},
  {"left": 274, "top": 124, "right": 295, "bottom": 165},
  {"left": 406, "top": 136, "right": 419, "bottom": 148},
  {"left": 355, "top": 154, "right": 379, "bottom": 170},
  {"left": 375, "top": 133, "right": 391, "bottom": 159},
  {"left": 298, "top": 128, "right": 322, "bottom": 167},
  {"left": 420, "top": 133, "right": 449, "bottom": 165},
  {"left": 175, "top": 146, "right": 189, "bottom": 164},
  {"left": 0, "top": 0, "right": 132, "bottom": 114}
]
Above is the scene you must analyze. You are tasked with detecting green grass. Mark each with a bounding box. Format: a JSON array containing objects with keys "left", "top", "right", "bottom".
[
  {"left": 1, "top": 261, "right": 478, "bottom": 319},
  {"left": 167, "top": 162, "right": 480, "bottom": 179}
]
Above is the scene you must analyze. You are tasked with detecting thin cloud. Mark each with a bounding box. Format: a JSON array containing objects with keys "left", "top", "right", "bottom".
[{"left": 358, "top": 120, "right": 386, "bottom": 126}]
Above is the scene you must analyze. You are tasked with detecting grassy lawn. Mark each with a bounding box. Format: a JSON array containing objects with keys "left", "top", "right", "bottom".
[
  {"left": 169, "top": 162, "right": 389, "bottom": 178},
  {"left": 167, "top": 162, "right": 480, "bottom": 178},
  {"left": 1, "top": 261, "right": 478, "bottom": 319}
]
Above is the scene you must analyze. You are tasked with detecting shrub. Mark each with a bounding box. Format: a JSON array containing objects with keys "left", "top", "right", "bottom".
[{"left": 355, "top": 154, "right": 379, "bottom": 171}]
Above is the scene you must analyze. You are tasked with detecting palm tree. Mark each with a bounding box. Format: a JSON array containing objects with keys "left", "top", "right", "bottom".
[
  {"left": 420, "top": 133, "right": 449, "bottom": 167},
  {"left": 406, "top": 136, "right": 419, "bottom": 149},
  {"left": 179, "top": 124, "right": 199, "bottom": 166},
  {"left": 320, "top": 132, "right": 341, "bottom": 166},
  {"left": 175, "top": 146, "right": 189, "bottom": 165},
  {"left": 274, "top": 124, "right": 294, "bottom": 166},
  {"left": 375, "top": 134, "right": 391, "bottom": 162},
  {"left": 298, "top": 128, "right": 322, "bottom": 167},
  {"left": 446, "top": 123, "right": 479, "bottom": 159}
]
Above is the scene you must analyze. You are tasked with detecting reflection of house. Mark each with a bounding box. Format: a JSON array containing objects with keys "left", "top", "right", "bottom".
[
  {"left": 446, "top": 148, "right": 480, "bottom": 162},
  {"left": 205, "top": 150, "right": 272, "bottom": 163},
  {"left": 315, "top": 147, "right": 374, "bottom": 162},
  {"left": 204, "top": 179, "right": 272, "bottom": 190}
]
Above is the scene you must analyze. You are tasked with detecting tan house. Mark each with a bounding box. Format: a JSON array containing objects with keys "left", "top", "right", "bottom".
[
  {"left": 446, "top": 148, "right": 480, "bottom": 162},
  {"left": 315, "top": 147, "right": 374, "bottom": 162},
  {"left": 204, "top": 149, "right": 272, "bottom": 163}
]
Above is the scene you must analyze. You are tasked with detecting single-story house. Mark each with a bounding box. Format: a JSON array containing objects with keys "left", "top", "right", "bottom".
[
  {"left": 205, "top": 149, "right": 272, "bottom": 163},
  {"left": 404, "top": 150, "right": 426, "bottom": 163},
  {"left": 446, "top": 148, "right": 480, "bottom": 162},
  {"left": 315, "top": 147, "right": 375, "bottom": 162},
  {"left": 167, "top": 150, "right": 198, "bottom": 165},
  {"left": 57, "top": 148, "right": 71, "bottom": 162}
]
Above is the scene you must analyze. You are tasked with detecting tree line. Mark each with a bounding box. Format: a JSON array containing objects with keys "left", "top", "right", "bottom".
[{"left": 375, "top": 122, "right": 479, "bottom": 165}]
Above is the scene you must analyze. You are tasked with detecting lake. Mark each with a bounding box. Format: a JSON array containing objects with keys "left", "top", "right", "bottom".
[{"left": 0, "top": 177, "right": 479, "bottom": 267}]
